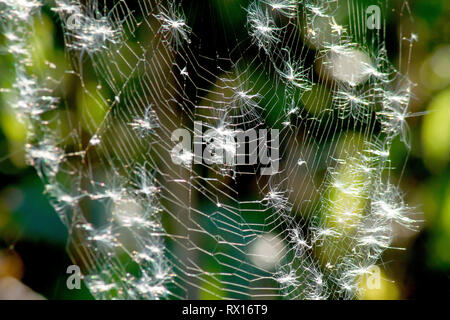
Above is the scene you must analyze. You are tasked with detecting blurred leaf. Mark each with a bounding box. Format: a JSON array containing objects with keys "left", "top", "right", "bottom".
[
  {"left": 358, "top": 268, "right": 400, "bottom": 300},
  {"left": 422, "top": 88, "right": 450, "bottom": 173}
]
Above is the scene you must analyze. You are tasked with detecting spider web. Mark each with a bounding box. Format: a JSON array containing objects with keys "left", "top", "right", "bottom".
[{"left": 1, "top": 0, "right": 418, "bottom": 299}]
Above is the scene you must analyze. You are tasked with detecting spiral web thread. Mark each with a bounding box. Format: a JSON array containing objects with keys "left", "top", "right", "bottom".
[{"left": 0, "top": 0, "right": 419, "bottom": 299}]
